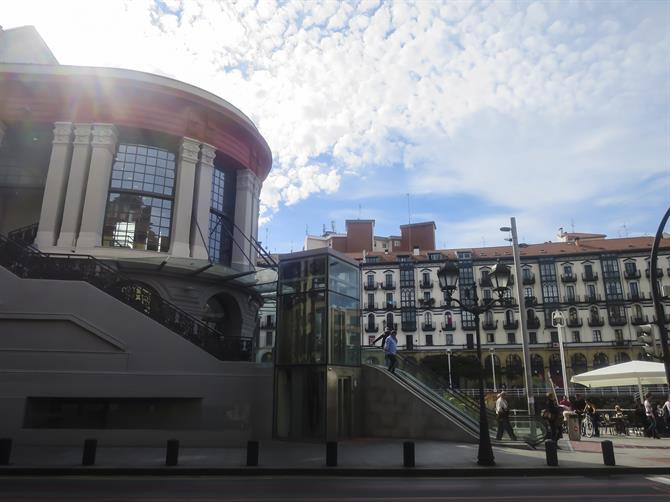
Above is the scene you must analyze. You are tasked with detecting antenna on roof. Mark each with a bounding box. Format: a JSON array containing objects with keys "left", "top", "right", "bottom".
[
  {"left": 570, "top": 218, "right": 575, "bottom": 233},
  {"left": 406, "top": 193, "right": 411, "bottom": 224},
  {"left": 358, "top": 203, "right": 362, "bottom": 219},
  {"left": 322, "top": 223, "right": 326, "bottom": 236},
  {"left": 331, "top": 220, "right": 336, "bottom": 233},
  {"left": 305, "top": 224, "right": 309, "bottom": 236}
]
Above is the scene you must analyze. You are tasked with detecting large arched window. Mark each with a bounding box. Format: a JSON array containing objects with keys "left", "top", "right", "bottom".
[
  {"left": 593, "top": 352, "right": 609, "bottom": 369},
  {"left": 571, "top": 353, "right": 588, "bottom": 375},
  {"left": 506, "top": 354, "right": 523, "bottom": 376},
  {"left": 208, "top": 164, "right": 236, "bottom": 265},
  {"left": 549, "top": 353, "right": 562, "bottom": 375},
  {"left": 103, "top": 143, "right": 176, "bottom": 251},
  {"left": 367, "top": 313, "right": 376, "bottom": 330},
  {"left": 531, "top": 354, "right": 544, "bottom": 376},
  {"left": 445, "top": 311, "right": 453, "bottom": 327}
]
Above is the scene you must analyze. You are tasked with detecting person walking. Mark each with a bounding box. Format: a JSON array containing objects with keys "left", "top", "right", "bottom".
[
  {"left": 495, "top": 391, "right": 517, "bottom": 440},
  {"left": 384, "top": 330, "right": 398, "bottom": 374},
  {"left": 584, "top": 399, "right": 600, "bottom": 437},
  {"left": 662, "top": 394, "right": 670, "bottom": 432},
  {"left": 644, "top": 392, "right": 661, "bottom": 439},
  {"left": 543, "top": 393, "right": 562, "bottom": 443},
  {"left": 373, "top": 327, "right": 391, "bottom": 366}
]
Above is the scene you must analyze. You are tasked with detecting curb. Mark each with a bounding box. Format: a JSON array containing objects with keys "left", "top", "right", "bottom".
[{"left": 1, "top": 466, "right": 669, "bottom": 477}]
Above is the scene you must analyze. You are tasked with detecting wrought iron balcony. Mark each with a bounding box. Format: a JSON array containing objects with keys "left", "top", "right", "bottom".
[
  {"left": 418, "top": 298, "right": 435, "bottom": 308},
  {"left": 462, "top": 320, "right": 477, "bottom": 330},
  {"left": 503, "top": 320, "right": 519, "bottom": 330},
  {"left": 524, "top": 296, "right": 537, "bottom": 307},
  {"left": 527, "top": 318, "right": 541, "bottom": 329},
  {"left": 385, "top": 301, "right": 397, "bottom": 310},
  {"left": 522, "top": 273, "right": 535, "bottom": 285},
  {"left": 608, "top": 316, "right": 627, "bottom": 327},
  {"left": 419, "top": 280, "right": 434, "bottom": 289},
  {"left": 627, "top": 292, "right": 646, "bottom": 301},
  {"left": 584, "top": 293, "right": 602, "bottom": 303},
  {"left": 624, "top": 270, "right": 641, "bottom": 280},
  {"left": 611, "top": 339, "right": 630, "bottom": 347},
  {"left": 631, "top": 315, "right": 649, "bottom": 326},
  {"left": 482, "top": 320, "right": 498, "bottom": 330},
  {"left": 381, "top": 281, "right": 396, "bottom": 290},
  {"left": 500, "top": 297, "right": 517, "bottom": 307},
  {"left": 560, "top": 274, "right": 577, "bottom": 283},
  {"left": 364, "top": 302, "right": 378, "bottom": 311},
  {"left": 422, "top": 322, "right": 436, "bottom": 331},
  {"left": 565, "top": 295, "right": 579, "bottom": 305},
  {"left": 363, "top": 282, "right": 379, "bottom": 291},
  {"left": 566, "top": 317, "right": 583, "bottom": 328},
  {"left": 441, "top": 322, "right": 457, "bottom": 331},
  {"left": 365, "top": 324, "right": 379, "bottom": 333},
  {"left": 582, "top": 272, "right": 599, "bottom": 282},
  {"left": 645, "top": 268, "right": 663, "bottom": 278},
  {"left": 588, "top": 316, "right": 605, "bottom": 327}
]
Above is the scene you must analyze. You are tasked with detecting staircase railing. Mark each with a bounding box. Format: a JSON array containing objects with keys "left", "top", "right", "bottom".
[
  {"left": 8, "top": 222, "right": 38, "bottom": 247},
  {"left": 0, "top": 233, "right": 251, "bottom": 361}
]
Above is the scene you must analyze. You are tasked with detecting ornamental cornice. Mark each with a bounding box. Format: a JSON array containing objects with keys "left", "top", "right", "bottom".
[
  {"left": 199, "top": 143, "right": 216, "bottom": 168},
  {"left": 91, "top": 124, "right": 118, "bottom": 153},
  {"left": 73, "top": 123, "right": 92, "bottom": 146},
  {"left": 180, "top": 137, "right": 200, "bottom": 164},
  {"left": 52, "top": 122, "right": 73, "bottom": 145}
]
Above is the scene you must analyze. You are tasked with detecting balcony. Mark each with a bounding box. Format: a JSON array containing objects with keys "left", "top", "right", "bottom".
[
  {"left": 441, "top": 322, "right": 457, "bottom": 331},
  {"left": 624, "top": 270, "right": 641, "bottom": 280},
  {"left": 462, "top": 321, "right": 477, "bottom": 331},
  {"left": 381, "top": 281, "right": 396, "bottom": 290},
  {"left": 588, "top": 316, "right": 605, "bottom": 327},
  {"left": 482, "top": 319, "right": 498, "bottom": 331},
  {"left": 608, "top": 316, "right": 627, "bottom": 327},
  {"left": 565, "top": 295, "right": 579, "bottom": 305},
  {"left": 653, "top": 314, "right": 670, "bottom": 324},
  {"left": 503, "top": 320, "right": 519, "bottom": 330},
  {"left": 627, "top": 292, "right": 646, "bottom": 301},
  {"left": 440, "top": 299, "right": 454, "bottom": 307},
  {"left": 363, "top": 282, "right": 378, "bottom": 291},
  {"left": 364, "top": 324, "right": 379, "bottom": 333},
  {"left": 522, "top": 273, "right": 535, "bottom": 285},
  {"left": 364, "top": 302, "right": 378, "bottom": 311},
  {"left": 418, "top": 298, "right": 435, "bottom": 308},
  {"left": 527, "top": 317, "right": 541, "bottom": 330},
  {"left": 561, "top": 274, "right": 577, "bottom": 283},
  {"left": 419, "top": 280, "right": 434, "bottom": 289},
  {"left": 631, "top": 315, "right": 649, "bottom": 326},
  {"left": 584, "top": 293, "right": 602, "bottom": 303},
  {"left": 582, "top": 272, "right": 599, "bottom": 282},
  {"left": 422, "top": 322, "right": 436, "bottom": 331},
  {"left": 645, "top": 268, "right": 663, "bottom": 278},
  {"left": 524, "top": 296, "right": 537, "bottom": 307},
  {"left": 566, "top": 317, "right": 583, "bottom": 328},
  {"left": 385, "top": 301, "right": 397, "bottom": 311},
  {"left": 500, "top": 297, "right": 517, "bottom": 307}
]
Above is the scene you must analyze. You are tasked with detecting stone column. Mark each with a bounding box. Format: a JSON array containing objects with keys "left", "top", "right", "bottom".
[
  {"left": 170, "top": 137, "right": 200, "bottom": 257},
  {"left": 35, "top": 122, "right": 73, "bottom": 248},
  {"left": 190, "top": 143, "right": 215, "bottom": 260},
  {"left": 251, "top": 177, "right": 262, "bottom": 261},
  {"left": 231, "top": 169, "right": 260, "bottom": 268},
  {"left": 56, "top": 123, "right": 91, "bottom": 248},
  {"left": 77, "top": 124, "right": 118, "bottom": 249}
]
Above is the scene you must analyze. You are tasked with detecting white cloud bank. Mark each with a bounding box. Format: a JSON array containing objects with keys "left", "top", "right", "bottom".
[{"left": 3, "top": 0, "right": 669, "bottom": 234}]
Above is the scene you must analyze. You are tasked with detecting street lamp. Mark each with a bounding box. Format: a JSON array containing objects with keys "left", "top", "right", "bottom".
[
  {"left": 489, "top": 348, "right": 497, "bottom": 392},
  {"left": 446, "top": 348, "right": 453, "bottom": 389},
  {"left": 437, "top": 259, "right": 512, "bottom": 466},
  {"left": 551, "top": 310, "right": 570, "bottom": 400}
]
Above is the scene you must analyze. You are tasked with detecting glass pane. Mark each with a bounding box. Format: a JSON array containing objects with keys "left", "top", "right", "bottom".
[
  {"left": 276, "top": 291, "right": 327, "bottom": 365},
  {"left": 328, "top": 257, "right": 359, "bottom": 299},
  {"left": 329, "top": 292, "right": 360, "bottom": 365}
]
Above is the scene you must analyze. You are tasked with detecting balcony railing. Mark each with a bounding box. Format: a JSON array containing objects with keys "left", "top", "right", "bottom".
[
  {"left": 482, "top": 320, "right": 498, "bottom": 330},
  {"left": 522, "top": 273, "right": 535, "bottom": 285},
  {"left": 441, "top": 322, "right": 457, "bottom": 331},
  {"left": 500, "top": 297, "right": 517, "bottom": 307},
  {"left": 608, "top": 316, "right": 627, "bottom": 327},
  {"left": 627, "top": 292, "right": 646, "bottom": 301},
  {"left": 584, "top": 293, "right": 602, "bottom": 303},
  {"left": 381, "top": 281, "right": 396, "bottom": 290},
  {"left": 462, "top": 321, "right": 477, "bottom": 331},
  {"left": 363, "top": 282, "right": 379, "bottom": 291},
  {"left": 365, "top": 303, "right": 378, "bottom": 311},
  {"left": 419, "top": 280, "right": 434, "bottom": 289},
  {"left": 624, "top": 270, "right": 641, "bottom": 280},
  {"left": 565, "top": 295, "right": 579, "bottom": 305},
  {"left": 524, "top": 296, "right": 537, "bottom": 307},
  {"left": 503, "top": 320, "right": 519, "bottom": 330},
  {"left": 422, "top": 322, "right": 436, "bottom": 331},
  {"left": 582, "top": 272, "right": 599, "bottom": 282},
  {"left": 612, "top": 339, "right": 630, "bottom": 347},
  {"left": 645, "top": 268, "right": 663, "bottom": 278},
  {"left": 566, "top": 317, "right": 583, "bottom": 328},
  {"left": 527, "top": 318, "right": 541, "bottom": 329},
  {"left": 588, "top": 316, "right": 605, "bottom": 327},
  {"left": 365, "top": 324, "right": 379, "bottom": 333},
  {"left": 560, "top": 274, "right": 577, "bottom": 283},
  {"left": 631, "top": 315, "right": 649, "bottom": 325},
  {"left": 385, "top": 301, "right": 397, "bottom": 310},
  {"left": 418, "top": 298, "right": 435, "bottom": 308}
]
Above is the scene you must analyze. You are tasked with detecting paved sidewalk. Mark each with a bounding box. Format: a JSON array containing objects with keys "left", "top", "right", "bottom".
[{"left": 2, "top": 435, "right": 669, "bottom": 475}]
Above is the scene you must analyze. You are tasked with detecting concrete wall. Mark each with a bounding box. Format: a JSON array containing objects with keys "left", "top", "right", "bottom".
[
  {"left": 0, "top": 266, "right": 273, "bottom": 446},
  {"left": 361, "top": 365, "right": 477, "bottom": 443}
]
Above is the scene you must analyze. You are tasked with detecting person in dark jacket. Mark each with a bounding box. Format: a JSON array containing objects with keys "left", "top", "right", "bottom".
[
  {"left": 544, "top": 393, "right": 562, "bottom": 443},
  {"left": 373, "top": 328, "right": 391, "bottom": 366}
]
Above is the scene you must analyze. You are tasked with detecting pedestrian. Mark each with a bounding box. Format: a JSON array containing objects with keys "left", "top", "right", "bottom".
[
  {"left": 384, "top": 330, "right": 398, "bottom": 374},
  {"left": 644, "top": 392, "right": 661, "bottom": 439},
  {"left": 543, "top": 393, "right": 562, "bottom": 443},
  {"left": 373, "top": 327, "right": 391, "bottom": 366},
  {"left": 495, "top": 391, "right": 517, "bottom": 440},
  {"left": 662, "top": 395, "right": 670, "bottom": 431},
  {"left": 584, "top": 399, "right": 600, "bottom": 437}
]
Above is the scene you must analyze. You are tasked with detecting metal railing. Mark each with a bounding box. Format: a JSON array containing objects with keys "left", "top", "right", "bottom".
[{"left": 0, "top": 233, "right": 251, "bottom": 361}]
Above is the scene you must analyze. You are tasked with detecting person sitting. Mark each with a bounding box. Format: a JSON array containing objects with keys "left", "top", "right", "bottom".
[{"left": 613, "top": 405, "right": 626, "bottom": 435}]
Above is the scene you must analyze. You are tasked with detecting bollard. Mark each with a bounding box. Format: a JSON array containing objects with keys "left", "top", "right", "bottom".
[
  {"left": 0, "top": 438, "right": 12, "bottom": 465},
  {"left": 81, "top": 438, "right": 97, "bottom": 466},
  {"left": 601, "top": 440, "right": 615, "bottom": 466},
  {"left": 246, "top": 440, "right": 259, "bottom": 467},
  {"left": 326, "top": 441, "right": 338, "bottom": 467},
  {"left": 165, "top": 439, "right": 179, "bottom": 466},
  {"left": 403, "top": 441, "right": 415, "bottom": 468},
  {"left": 544, "top": 440, "right": 558, "bottom": 466}
]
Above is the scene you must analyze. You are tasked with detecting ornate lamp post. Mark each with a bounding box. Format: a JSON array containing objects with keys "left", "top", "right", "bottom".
[{"left": 437, "top": 259, "right": 512, "bottom": 467}]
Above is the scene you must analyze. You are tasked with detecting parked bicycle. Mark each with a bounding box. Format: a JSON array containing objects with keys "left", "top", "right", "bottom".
[{"left": 581, "top": 413, "right": 595, "bottom": 438}]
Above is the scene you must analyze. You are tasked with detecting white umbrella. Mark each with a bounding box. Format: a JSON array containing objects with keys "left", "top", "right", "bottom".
[{"left": 571, "top": 360, "right": 668, "bottom": 399}]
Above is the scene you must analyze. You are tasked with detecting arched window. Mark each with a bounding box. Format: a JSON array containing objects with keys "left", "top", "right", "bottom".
[
  {"left": 424, "top": 311, "right": 432, "bottom": 324},
  {"left": 569, "top": 307, "right": 578, "bottom": 321},
  {"left": 485, "top": 354, "right": 500, "bottom": 372},
  {"left": 385, "top": 312, "right": 394, "bottom": 330},
  {"left": 208, "top": 162, "right": 236, "bottom": 265},
  {"left": 445, "top": 311, "right": 453, "bottom": 327},
  {"left": 104, "top": 143, "right": 176, "bottom": 252},
  {"left": 506, "top": 354, "right": 523, "bottom": 375},
  {"left": 367, "top": 313, "right": 376, "bottom": 330},
  {"left": 615, "top": 352, "right": 631, "bottom": 364},
  {"left": 593, "top": 352, "right": 609, "bottom": 369},
  {"left": 505, "top": 310, "right": 514, "bottom": 323},
  {"left": 589, "top": 306, "right": 599, "bottom": 321},
  {"left": 571, "top": 353, "right": 588, "bottom": 375},
  {"left": 549, "top": 353, "right": 562, "bottom": 375},
  {"left": 484, "top": 311, "right": 494, "bottom": 324},
  {"left": 531, "top": 354, "right": 544, "bottom": 376}
]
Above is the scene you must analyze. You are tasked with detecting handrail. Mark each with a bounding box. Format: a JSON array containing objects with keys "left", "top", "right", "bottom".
[
  {"left": 8, "top": 222, "right": 38, "bottom": 247},
  {"left": 0, "top": 233, "right": 252, "bottom": 361}
]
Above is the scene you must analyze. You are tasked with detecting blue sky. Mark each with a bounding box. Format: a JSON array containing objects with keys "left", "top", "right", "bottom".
[{"left": 5, "top": 0, "right": 669, "bottom": 252}]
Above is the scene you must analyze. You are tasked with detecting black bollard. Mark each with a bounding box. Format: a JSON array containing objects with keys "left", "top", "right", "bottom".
[
  {"left": 81, "top": 438, "right": 97, "bottom": 466},
  {"left": 165, "top": 439, "right": 179, "bottom": 466},
  {"left": 545, "top": 440, "right": 558, "bottom": 466},
  {"left": 403, "top": 441, "right": 415, "bottom": 468},
  {"left": 0, "top": 438, "right": 12, "bottom": 465},
  {"left": 326, "top": 441, "right": 338, "bottom": 467},
  {"left": 246, "top": 440, "right": 259, "bottom": 467},
  {"left": 601, "top": 440, "right": 615, "bottom": 466}
]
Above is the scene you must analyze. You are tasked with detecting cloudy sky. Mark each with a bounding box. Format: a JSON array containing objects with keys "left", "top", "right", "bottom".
[{"left": 4, "top": 0, "right": 669, "bottom": 251}]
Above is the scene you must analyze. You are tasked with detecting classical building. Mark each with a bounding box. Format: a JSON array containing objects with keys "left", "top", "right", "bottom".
[
  {"left": 303, "top": 220, "right": 670, "bottom": 391},
  {"left": 0, "top": 26, "right": 275, "bottom": 445}
]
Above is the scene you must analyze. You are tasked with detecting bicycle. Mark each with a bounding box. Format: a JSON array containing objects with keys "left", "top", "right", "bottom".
[{"left": 581, "top": 414, "right": 594, "bottom": 438}]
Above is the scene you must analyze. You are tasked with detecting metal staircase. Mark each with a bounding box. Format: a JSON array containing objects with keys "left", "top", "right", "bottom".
[{"left": 0, "top": 231, "right": 252, "bottom": 361}]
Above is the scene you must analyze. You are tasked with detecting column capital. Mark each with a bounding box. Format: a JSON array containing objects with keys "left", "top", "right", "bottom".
[
  {"left": 91, "top": 123, "right": 118, "bottom": 153},
  {"left": 52, "top": 122, "right": 73, "bottom": 145},
  {"left": 236, "top": 168, "right": 260, "bottom": 191},
  {"left": 199, "top": 143, "right": 216, "bottom": 168},
  {"left": 73, "top": 123, "right": 92, "bottom": 145},
  {"left": 180, "top": 137, "right": 200, "bottom": 164}
]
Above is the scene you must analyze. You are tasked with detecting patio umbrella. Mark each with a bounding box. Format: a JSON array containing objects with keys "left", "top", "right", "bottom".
[{"left": 571, "top": 360, "right": 668, "bottom": 399}]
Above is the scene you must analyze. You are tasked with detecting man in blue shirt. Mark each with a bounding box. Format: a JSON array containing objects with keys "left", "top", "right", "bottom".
[{"left": 384, "top": 330, "right": 398, "bottom": 374}]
